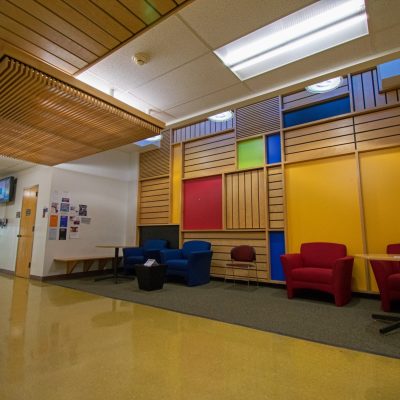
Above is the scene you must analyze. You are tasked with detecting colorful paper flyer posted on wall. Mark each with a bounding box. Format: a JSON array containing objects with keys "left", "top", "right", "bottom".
[
  {"left": 60, "top": 202, "right": 70, "bottom": 212},
  {"left": 49, "top": 215, "right": 58, "bottom": 228},
  {"left": 79, "top": 205, "right": 87, "bottom": 216},
  {"left": 51, "top": 202, "right": 59, "bottom": 214},
  {"left": 59, "top": 228, "right": 67, "bottom": 240},
  {"left": 60, "top": 215, "right": 68, "bottom": 228},
  {"left": 69, "top": 226, "right": 79, "bottom": 239},
  {"left": 48, "top": 228, "right": 57, "bottom": 240}
]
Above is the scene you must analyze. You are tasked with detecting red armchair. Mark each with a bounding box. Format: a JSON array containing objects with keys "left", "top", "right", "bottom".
[
  {"left": 280, "top": 242, "right": 354, "bottom": 306},
  {"left": 370, "top": 243, "right": 400, "bottom": 312}
]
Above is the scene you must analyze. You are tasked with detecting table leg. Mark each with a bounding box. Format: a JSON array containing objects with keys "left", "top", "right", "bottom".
[
  {"left": 113, "top": 247, "right": 119, "bottom": 283},
  {"left": 95, "top": 247, "right": 134, "bottom": 283}
]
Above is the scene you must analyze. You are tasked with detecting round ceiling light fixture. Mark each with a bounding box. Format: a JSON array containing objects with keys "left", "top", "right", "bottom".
[
  {"left": 208, "top": 110, "right": 234, "bottom": 122},
  {"left": 305, "top": 77, "right": 343, "bottom": 94}
]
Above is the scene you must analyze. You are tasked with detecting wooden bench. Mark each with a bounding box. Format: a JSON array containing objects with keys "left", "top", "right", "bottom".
[{"left": 54, "top": 256, "right": 115, "bottom": 274}]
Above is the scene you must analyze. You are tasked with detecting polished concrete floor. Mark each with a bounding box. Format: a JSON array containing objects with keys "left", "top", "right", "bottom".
[{"left": 0, "top": 275, "right": 399, "bottom": 400}]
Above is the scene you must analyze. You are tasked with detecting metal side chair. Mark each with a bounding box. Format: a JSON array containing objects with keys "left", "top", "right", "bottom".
[{"left": 225, "top": 245, "right": 258, "bottom": 287}]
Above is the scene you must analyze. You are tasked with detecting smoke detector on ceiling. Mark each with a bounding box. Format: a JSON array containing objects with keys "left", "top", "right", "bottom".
[{"left": 132, "top": 53, "right": 149, "bottom": 66}]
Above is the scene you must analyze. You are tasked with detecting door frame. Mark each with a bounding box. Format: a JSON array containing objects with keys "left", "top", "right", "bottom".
[{"left": 15, "top": 185, "right": 39, "bottom": 278}]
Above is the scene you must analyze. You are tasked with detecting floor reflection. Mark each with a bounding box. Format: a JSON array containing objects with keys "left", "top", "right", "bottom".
[{"left": 0, "top": 275, "right": 399, "bottom": 400}]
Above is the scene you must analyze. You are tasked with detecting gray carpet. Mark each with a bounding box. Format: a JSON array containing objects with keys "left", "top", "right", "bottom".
[{"left": 50, "top": 277, "right": 400, "bottom": 359}]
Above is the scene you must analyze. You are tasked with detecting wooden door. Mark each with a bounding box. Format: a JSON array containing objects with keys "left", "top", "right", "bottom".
[{"left": 15, "top": 185, "right": 38, "bottom": 278}]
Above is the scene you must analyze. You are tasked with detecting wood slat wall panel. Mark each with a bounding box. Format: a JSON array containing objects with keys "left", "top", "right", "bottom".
[
  {"left": 283, "top": 117, "right": 355, "bottom": 162},
  {"left": 139, "top": 177, "right": 170, "bottom": 225},
  {"left": 1, "top": 0, "right": 191, "bottom": 74},
  {"left": 182, "top": 231, "right": 268, "bottom": 281},
  {"left": 354, "top": 106, "right": 400, "bottom": 150},
  {"left": 225, "top": 169, "right": 266, "bottom": 229},
  {"left": 172, "top": 118, "right": 234, "bottom": 144},
  {"left": 282, "top": 78, "right": 349, "bottom": 110},
  {"left": 139, "top": 131, "right": 171, "bottom": 179},
  {"left": 285, "top": 144, "right": 356, "bottom": 163},
  {"left": 351, "top": 68, "right": 400, "bottom": 112},
  {"left": 236, "top": 97, "right": 280, "bottom": 139},
  {"left": 183, "top": 132, "right": 235, "bottom": 179},
  {"left": 267, "top": 167, "right": 284, "bottom": 229}
]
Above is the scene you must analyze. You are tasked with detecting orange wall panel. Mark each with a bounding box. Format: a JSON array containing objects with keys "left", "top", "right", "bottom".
[
  {"left": 359, "top": 146, "right": 400, "bottom": 291},
  {"left": 285, "top": 155, "right": 366, "bottom": 291}
]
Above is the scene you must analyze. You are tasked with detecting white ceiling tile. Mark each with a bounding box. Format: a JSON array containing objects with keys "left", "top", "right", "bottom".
[
  {"left": 166, "top": 83, "right": 252, "bottom": 124},
  {"left": 76, "top": 0, "right": 400, "bottom": 126},
  {"left": 132, "top": 53, "right": 240, "bottom": 111},
  {"left": 178, "top": 0, "right": 315, "bottom": 49},
  {"left": 367, "top": 0, "right": 400, "bottom": 33},
  {"left": 114, "top": 90, "right": 156, "bottom": 114},
  {"left": 80, "top": 15, "right": 210, "bottom": 91}
]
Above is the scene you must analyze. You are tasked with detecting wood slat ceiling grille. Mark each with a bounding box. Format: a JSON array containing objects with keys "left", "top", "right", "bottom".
[
  {"left": 0, "top": 0, "right": 192, "bottom": 75},
  {"left": 0, "top": 56, "right": 163, "bottom": 165}
]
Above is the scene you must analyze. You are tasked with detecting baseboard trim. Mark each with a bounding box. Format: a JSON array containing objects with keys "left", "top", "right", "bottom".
[
  {"left": 41, "top": 268, "right": 114, "bottom": 281},
  {"left": 0, "top": 268, "right": 15, "bottom": 276}
]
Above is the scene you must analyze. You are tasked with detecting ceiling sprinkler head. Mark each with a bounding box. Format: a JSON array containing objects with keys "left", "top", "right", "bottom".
[{"left": 132, "top": 53, "right": 149, "bottom": 66}]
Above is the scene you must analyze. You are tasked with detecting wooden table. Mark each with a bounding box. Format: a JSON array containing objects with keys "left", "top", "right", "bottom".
[
  {"left": 95, "top": 244, "right": 135, "bottom": 283},
  {"left": 54, "top": 255, "right": 114, "bottom": 274},
  {"left": 355, "top": 253, "right": 400, "bottom": 261}
]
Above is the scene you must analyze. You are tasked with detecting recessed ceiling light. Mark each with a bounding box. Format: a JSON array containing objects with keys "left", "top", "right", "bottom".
[
  {"left": 208, "top": 111, "right": 234, "bottom": 122},
  {"left": 214, "top": 0, "right": 368, "bottom": 80},
  {"left": 305, "top": 77, "right": 343, "bottom": 93}
]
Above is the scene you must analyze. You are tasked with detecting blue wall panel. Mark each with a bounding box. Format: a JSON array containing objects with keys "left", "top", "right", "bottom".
[
  {"left": 266, "top": 133, "right": 281, "bottom": 164},
  {"left": 269, "top": 231, "right": 286, "bottom": 281},
  {"left": 283, "top": 96, "right": 351, "bottom": 128}
]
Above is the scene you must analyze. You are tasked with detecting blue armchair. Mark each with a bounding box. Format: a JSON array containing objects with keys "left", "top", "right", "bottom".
[
  {"left": 123, "top": 239, "right": 168, "bottom": 274},
  {"left": 160, "top": 240, "right": 212, "bottom": 286}
]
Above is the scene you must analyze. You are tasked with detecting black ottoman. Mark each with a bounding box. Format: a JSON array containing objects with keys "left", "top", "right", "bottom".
[{"left": 134, "top": 264, "right": 166, "bottom": 291}]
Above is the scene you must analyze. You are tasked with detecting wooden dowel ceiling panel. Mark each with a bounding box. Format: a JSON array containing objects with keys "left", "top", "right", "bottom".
[{"left": 0, "top": 56, "right": 163, "bottom": 165}]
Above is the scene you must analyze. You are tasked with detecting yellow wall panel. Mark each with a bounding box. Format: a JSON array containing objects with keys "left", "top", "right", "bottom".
[
  {"left": 285, "top": 155, "right": 366, "bottom": 291},
  {"left": 171, "top": 144, "right": 182, "bottom": 224},
  {"left": 359, "top": 146, "right": 400, "bottom": 291}
]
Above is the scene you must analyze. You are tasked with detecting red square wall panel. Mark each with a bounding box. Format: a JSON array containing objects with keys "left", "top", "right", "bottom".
[{"left": 183, "top": 176, "right": 222, "bottom": 230}]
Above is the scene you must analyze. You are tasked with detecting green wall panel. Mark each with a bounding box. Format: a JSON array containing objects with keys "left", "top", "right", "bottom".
[{"left": 237, "top": 137, "right": 264, "bottom": 169}]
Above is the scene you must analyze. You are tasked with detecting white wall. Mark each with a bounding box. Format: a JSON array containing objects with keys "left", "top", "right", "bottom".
[
  {"left": 45, "top": 150, "right": 139, "bottom": 276},
  {"left": 0, "top": 166, "right": 53, "bottom": 275},
  {"left": 0, "top": 149, "right": 140, "bottom": 277}
]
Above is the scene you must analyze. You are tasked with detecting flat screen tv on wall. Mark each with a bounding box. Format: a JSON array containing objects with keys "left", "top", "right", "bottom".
[{"left": 0, "top": 176, "right": 16, "bottom": 204}]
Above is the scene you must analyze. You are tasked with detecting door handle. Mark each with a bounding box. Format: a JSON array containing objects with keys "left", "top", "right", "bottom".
[{"left": 17, "top": 234, "right": 22, "bottom": 238}]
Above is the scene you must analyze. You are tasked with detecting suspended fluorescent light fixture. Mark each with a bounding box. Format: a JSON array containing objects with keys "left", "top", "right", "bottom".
[
  {"left": 208, "top": 110, "right": 234, "bottom": 122},
  {"left": 306, "top": 77, "right": 343, "bottom": 93},
  {"left": 214, "top": 0, "right": 368, "bottom": 81}
]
